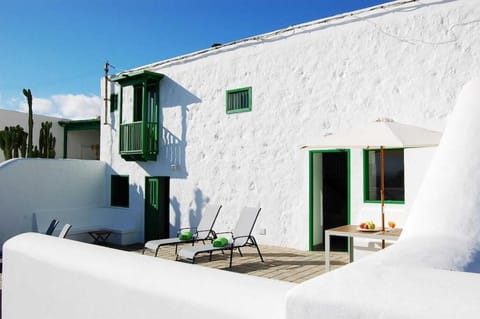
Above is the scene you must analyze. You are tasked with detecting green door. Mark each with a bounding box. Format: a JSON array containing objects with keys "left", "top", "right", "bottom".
[
  {"left": 145, "top": 176, "right": 170, "bottom": 242},
  {"left": 309, "top": 150, "right": 350, "bottom": 251}
]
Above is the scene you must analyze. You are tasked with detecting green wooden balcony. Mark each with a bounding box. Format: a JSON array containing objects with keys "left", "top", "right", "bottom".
[{"left": 119, "top": 121, "right": 158, "bottom": 161}]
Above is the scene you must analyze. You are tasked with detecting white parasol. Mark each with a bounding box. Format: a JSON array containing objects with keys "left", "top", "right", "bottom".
[{"left": 302, "top": 118, "right": 442, "bottom": 247}]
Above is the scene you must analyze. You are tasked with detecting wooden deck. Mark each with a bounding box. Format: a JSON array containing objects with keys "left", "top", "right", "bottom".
[{"left": 141, "top": 243, "right": 349, "bottom": 283}]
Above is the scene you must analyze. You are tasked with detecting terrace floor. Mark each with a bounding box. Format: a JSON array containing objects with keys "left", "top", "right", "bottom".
[{"left": 139, "top": 243, "right": 349, "bottom": 283}]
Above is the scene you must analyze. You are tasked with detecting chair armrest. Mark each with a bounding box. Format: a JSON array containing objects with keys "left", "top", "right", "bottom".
[
  {"left": 232, "top": 235, "right": 253, "bottom": 246},
  {"left": 215, "top": 231, "right": 233, "bottom": 237},
  {"left": 196, "top": 229, "right": 218, "bottom": 239}
]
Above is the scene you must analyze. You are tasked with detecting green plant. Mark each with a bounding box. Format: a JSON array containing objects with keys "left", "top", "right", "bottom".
[
  {"left": 0, "top": 125, "right": 28, "bottom": 160},
  {"left": 38, "top": 121, "right": 56, "bottom": 158},
  {"left": 0, "top": 127, "right": 12, "bottom": 160},
  {"left": 23, "top": 88, "right": 33, "bottom": 158}
]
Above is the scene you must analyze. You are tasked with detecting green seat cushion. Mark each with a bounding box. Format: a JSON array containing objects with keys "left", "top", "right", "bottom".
[
  {"left": 213, "top": 237, "right": 229, "bottom": 247},
  {"left": 178, "top": 231, "right": 193, "bottom": 241}
]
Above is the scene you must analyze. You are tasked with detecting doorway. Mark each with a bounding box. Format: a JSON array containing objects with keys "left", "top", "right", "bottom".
[
  {"left": 145, "top": 176, "right": 170, "bottom": 242},
  {"left": 310, "top": 150, "right": 349, "bottom": 251}
]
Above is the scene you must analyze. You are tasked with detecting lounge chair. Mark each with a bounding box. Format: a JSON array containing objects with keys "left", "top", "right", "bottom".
[
  {"left": 143, "top": 204, "right": 222, "bottom": 256},
  {"left": 45, "top": 219, "right": 59, "bottom": 235},
  {"left": 58, "top": 224, "right": 72, "bottom": 238},
  {"left": 176, "top": 206, "right": 264, "bottom": 268}
]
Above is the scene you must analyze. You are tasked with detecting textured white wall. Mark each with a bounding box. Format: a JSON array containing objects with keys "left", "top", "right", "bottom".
[
  {"left": 0, "top": 158, "right": 107, "bottom": 246},
  {"left": 102, "top": 0, "right": 480, "bottom": 249},
  {"left": 0, "top": 108, "right": 65, "bottom": 162}
]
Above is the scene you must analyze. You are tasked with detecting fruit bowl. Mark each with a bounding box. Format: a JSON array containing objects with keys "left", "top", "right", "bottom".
[
  {"left": 358, "top": 221, "right": 377, "bottom": 231},
  {"left": 356, "top": 227, "right": 381, "bottom": 232}
]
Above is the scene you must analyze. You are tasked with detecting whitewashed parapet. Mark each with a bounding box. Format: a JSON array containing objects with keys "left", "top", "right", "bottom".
[{"left": 2, "top": 233, "right": 294, "bottom": 319}]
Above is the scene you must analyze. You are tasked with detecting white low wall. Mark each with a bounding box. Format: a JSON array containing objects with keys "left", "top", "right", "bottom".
[
  {"left": 0, "top": 158, "right": 107, "bottom": 247},
  {"left": 4, "top": 232, "right": 480, "bottom": 319},
  {"left": 2, "top": 233, "right": 294, "bottom": 319},
  {"left": 286, "top": 255, "right": 480, "bottom": 319}
]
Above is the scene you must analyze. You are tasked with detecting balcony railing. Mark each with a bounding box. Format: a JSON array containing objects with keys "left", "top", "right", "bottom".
[{"left": 120, "top": 121, "right": 158, "bottom": 161}]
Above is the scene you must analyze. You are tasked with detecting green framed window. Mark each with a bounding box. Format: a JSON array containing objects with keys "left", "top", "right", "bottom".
[
  {"left": 226, "top": 87, "right": 252, "bottom": 114},
  {"left": 111, "top": 175, "right": 129, "bottom": 207},
  {"left": 110, "top": 94, "right": 118, "bottom": 112},
  {"left": 363, "top": 149, "right": 405, "bottom": 203}
]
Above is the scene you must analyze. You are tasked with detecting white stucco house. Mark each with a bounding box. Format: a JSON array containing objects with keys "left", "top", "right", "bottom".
[
  {"left": 1, "top": 0, "right": 480, "bottom": 253},
  {"left": 98, "top": 0, "right": 480, "bottom": 252},
  {"left": 4, "top": 2, "right": 480, "bottom": 317}
]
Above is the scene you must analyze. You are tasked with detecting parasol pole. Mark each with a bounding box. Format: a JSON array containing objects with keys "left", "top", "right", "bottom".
[{"left": 380, "top": 146, "right": 385, "bottom": 248}]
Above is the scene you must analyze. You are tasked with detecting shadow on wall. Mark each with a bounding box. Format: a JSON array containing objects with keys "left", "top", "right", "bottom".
[
  {"left": 169, "top": 188, "right": 210, "bottom": 236},
  {"left": 189, "top": 188, "right": 211, "bottom": 228},
  {"left": 170, "top": 196, "right": 181, "bottom": 236},
  {"left": 140, "top": 76, "right": 201, "bottom": 179}
]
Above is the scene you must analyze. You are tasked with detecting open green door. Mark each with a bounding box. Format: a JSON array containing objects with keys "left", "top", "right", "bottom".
[
  {"left": 309, "top": 150, "right": 350, "bottom": 251},
  {"left": 145, "top": 176, "right": 170, "bottom": 242}
]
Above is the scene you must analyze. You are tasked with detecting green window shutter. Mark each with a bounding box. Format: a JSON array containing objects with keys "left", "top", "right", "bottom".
[{"left": 226, "top": 87, "right": 252, "bottom": 114}]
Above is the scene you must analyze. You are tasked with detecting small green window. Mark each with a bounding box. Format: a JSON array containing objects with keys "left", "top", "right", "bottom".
[
  {"left": 226, "top": 87, "right": 252, "bottom": 114},
  {"left": 110, "top": 94, "right": 118, "bottom": 112},
  {"left": 363, "top": 149, "right": 405, "bottom": 203},
  {"left": 111, "top": 175, "right": 129, "bottom": 207}
]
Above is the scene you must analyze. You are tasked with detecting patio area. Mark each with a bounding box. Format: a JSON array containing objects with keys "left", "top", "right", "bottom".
[{"left": 139, "top": 243, "right": 349, "bottom": 283}]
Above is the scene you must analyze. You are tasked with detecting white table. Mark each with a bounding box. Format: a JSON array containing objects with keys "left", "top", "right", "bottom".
[{"left": 325, "top": 225, "right": 402, "bottom": 271}]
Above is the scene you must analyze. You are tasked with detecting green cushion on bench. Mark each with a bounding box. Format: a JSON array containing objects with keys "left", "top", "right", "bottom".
[
  {"left": 178, "top": 231, "right": 193, "bottom": 241},
  {"left": 213, "top": 237, "right": 229, "bottom": 247}
]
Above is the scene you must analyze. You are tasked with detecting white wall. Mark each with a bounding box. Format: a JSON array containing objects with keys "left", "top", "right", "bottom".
[
  {"left": 2, "top": 233, "right": 294, "bottom": 319},
  {"left": 0, "top": 108, "right": 65, "bottom": 161},
  {"left": 102, "top": 0, "right": 480, "bottom": 249},
  {"left": 66, "top": 130, "right": 100, "bottom": 159},
  {"left": 0, "top": 158, "right": 107, "bottom": 246}
]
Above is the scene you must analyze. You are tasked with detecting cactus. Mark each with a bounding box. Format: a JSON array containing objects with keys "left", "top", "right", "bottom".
[
  {"left": 19, "top": 127, "right": 27, "bottom": 158},
  {"left": 23, "top": 88, "right": 33, "bottom": 158},
  {"left": 0, "top": 127, "right": 12, "bottom": 160},
  {"left": 38, "top": 121, "right": 56, "bottom": 158},
  {"left": 0, "top": 125, "right": 28, "bottom": 160}
]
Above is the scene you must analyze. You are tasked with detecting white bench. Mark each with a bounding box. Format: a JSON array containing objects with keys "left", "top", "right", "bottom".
[{"left": 33, "top": 207, "right": 141, "bottom": 245}]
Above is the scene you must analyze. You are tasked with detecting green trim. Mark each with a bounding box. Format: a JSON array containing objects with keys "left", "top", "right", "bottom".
[
  {"left": 363, "top": 149, "right": 405, "bottom": 204},
  {"left": 58, "top": 119, "right": 100, "bottom": 131},
  {"left": 226, "top": 86, "right": 252, "bottom": 114},
  {"left": 111, "top": 70, "right": 164, "bottom": 86},
  {"left": 347, "top": 150, "right": 351, "bottom": 225},
  {"left": 308, "top": 151, "right": 314, "bottom": 251},
  {"left": 308, "top": 149, "right": 351, "bottom": 251}
]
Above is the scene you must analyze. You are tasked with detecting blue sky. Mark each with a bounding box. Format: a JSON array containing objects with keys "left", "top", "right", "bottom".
[{"left": 0, "top": 0, "right": 388, "bottom": 119}]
